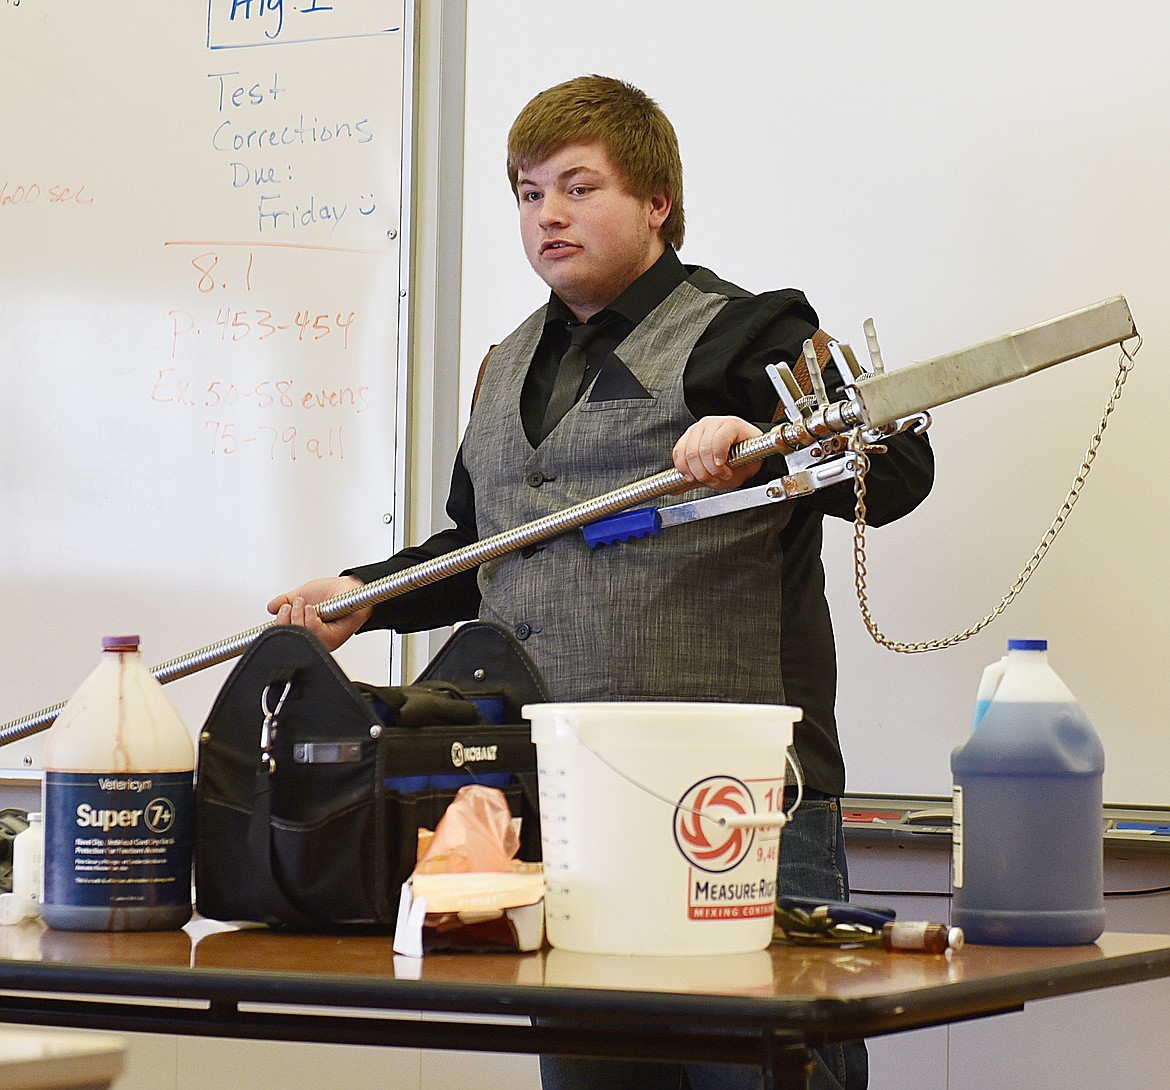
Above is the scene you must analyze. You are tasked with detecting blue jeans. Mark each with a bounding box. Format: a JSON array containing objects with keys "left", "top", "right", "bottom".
[{"left": 538, "top": 794, "right": 868, "bottom": 1090}]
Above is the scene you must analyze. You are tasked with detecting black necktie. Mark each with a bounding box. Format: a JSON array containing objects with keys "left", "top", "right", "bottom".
[{"left": 540, "top": 322, "right": 601, "bottom": 441}]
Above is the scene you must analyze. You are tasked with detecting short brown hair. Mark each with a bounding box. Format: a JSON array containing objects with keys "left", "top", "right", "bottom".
[{"left": 507, "top": 75, "right": 686, "bottom": 249}]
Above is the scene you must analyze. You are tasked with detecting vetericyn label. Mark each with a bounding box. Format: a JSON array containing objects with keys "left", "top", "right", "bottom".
[{"left": 41, "top": 636, "right": 195, "bottom": 931}]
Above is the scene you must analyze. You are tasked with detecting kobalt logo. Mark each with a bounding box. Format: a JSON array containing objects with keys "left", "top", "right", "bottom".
[
  {"left": 673, "top": 776, "right": 755, "bottom": 872},
  {"left": 450, "top": 741, "right": 498, "bottom": 767}
]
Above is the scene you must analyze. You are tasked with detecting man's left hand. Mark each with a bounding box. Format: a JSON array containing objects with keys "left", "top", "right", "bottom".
[{"left": 672, "top": 415, "right": 764, "bottom": 490}]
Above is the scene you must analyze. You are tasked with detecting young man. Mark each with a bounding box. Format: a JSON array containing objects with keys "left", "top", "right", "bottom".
[{"left": 270, "top": 76, "right": 934, "bottom": 1090}]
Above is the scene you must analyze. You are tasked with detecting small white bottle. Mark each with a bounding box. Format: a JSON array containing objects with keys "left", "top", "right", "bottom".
[
  {"left": 0, "top": 813, "right": 44, "bottom": 925},
  {"left": 13, "top": 812, "right": 44, "bottom": 916}
]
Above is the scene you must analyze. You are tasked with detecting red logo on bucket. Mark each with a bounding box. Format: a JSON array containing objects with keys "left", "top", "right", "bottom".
[{"left": 673, "top": 776, "right": 755, "bottom": 873}]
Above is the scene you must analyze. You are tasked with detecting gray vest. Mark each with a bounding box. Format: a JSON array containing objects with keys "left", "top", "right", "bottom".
[{"left": 462, "top": 277, "right": 792, "bottom": 703}]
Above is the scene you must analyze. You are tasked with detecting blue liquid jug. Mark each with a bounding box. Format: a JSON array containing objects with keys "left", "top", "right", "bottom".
[{"left": 951, "top": 639, "right": 1105, "bottom": 945}]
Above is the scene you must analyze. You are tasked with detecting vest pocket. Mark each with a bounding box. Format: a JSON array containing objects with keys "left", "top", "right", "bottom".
[{"left": 579, "top": 396, "right": 658, "bottom": 413}]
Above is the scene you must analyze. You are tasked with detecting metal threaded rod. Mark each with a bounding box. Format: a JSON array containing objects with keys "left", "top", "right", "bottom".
[{"left": 0, "top": 417, "right": 822, "bottom": 747}]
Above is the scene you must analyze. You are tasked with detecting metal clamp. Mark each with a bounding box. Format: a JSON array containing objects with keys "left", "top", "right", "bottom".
[{"left": 259, "top": 679, "right": 293, "bottom": 773}]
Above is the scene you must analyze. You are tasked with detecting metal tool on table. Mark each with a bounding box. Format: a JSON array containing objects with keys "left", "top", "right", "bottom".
[{"left": 0, "top": 296, "right": 1138, "bottom": 746}]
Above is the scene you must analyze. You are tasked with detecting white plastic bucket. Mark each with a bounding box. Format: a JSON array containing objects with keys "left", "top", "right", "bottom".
[{"left": 524, "top": 702, "right": 800, "bottom": 956}]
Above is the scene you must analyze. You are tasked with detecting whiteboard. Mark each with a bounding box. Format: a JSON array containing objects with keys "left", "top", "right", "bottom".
[
  {"left": 0, "top": 1, "right": 407, "bottom": 771},
  {"left": 459, "top": 0, "right": 1169, "bottom": 805}
]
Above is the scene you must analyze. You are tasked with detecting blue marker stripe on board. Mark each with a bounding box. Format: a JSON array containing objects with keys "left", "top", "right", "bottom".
[{"left": 1115, "top": 822, "right": 1170, "bottom": 835}]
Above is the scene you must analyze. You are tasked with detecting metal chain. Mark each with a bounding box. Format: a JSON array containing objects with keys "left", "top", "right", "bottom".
[{"left": 850, "top": 336, "right": 1142, "bottom": 654}]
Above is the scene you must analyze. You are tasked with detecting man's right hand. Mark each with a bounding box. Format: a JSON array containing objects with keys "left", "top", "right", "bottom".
[{"left": 266, "top": 575, "right": 373, "bottom": 652}]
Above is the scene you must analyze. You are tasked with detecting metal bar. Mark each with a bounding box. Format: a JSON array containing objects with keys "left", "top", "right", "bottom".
[
  {"left": 852, "top": 296, "right": 1136, "bottom": 427},
  {"left": 659, "top": 455, "right": 860, "bottom": 528}
]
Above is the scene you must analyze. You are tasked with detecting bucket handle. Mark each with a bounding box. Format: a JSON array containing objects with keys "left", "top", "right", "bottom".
[{"left": 571, "top": 727, "right": 803, "bottom": 832}]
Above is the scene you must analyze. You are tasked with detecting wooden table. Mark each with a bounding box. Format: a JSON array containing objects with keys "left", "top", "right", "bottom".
[{"left": 1, "top": 922, "right": 1169, "bottom": 1089}]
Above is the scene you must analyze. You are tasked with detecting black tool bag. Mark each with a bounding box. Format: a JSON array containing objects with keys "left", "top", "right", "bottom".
[{"left": 194, "top": 622, "right": 548, "bottom": 930}]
